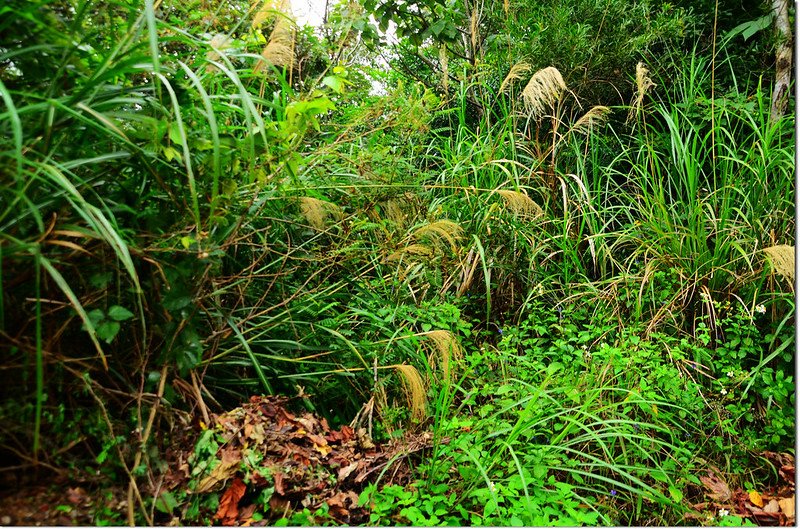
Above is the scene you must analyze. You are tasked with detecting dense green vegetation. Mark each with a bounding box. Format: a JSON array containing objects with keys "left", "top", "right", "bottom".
[{"left": 0, "top": 0, "right": 794, "bottom": 525}]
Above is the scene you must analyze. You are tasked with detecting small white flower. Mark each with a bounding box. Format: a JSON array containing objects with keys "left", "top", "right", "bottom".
[
  {"left": 755, "top": 304, "right": 766, "bottom": 314},
  {"left": 727, "top": 371, "right": 734, "bottom": 378},
  {"left": 489, "top": 482, "right": 497, "bottom": 493},
  {"left": 720, "top": 388, "right": 728, "bottom": 396},
  {"left": 719, "top": 509, "right": 729, "bottom": 517}
]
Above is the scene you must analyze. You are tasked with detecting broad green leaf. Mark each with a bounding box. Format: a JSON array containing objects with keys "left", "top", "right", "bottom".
[
  {"left": 107, "top": 305, "right": 134, "bottom": 321},
  {"left": 322, "top": 75, "right": 345, "bottom": 94},
  {"left": 96, "top": 320, "right": 121, "bottom": 343}
]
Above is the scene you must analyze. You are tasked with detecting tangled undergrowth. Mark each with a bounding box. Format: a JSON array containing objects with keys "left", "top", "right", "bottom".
[{"left": 0, "top": 0, "right": 794, "bottom": 526}]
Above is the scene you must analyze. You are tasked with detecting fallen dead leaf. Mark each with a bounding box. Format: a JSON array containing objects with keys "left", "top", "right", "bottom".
[
  {"left": 356, "top": 427, "right": 375, "bottom": 450},
  {"left": 749, "top": 490, "right": 764, "bottom": 508},
  {"left": 314, "top": 443, "right": 332, "bottom": 456},
  {"left": 177, "top": 396, "right": 426, "bottom": 525},
  {"left": 340, "top": 425, "right": 354, "bottom": 441},
  {"left": 700, "top": 470, "right": 731, "bottom": 502},
  {"left": 780, "top": 465, "right": 795, "bottom": 485},
  {"left": 274, "top": 472, "right": 286, "bottom": 495},
  {"left": 778, "top": 496, "right": 795, "bottom": 519},
  {"left": 238, "top": 503, "right": 257, "bottom": 526},
  {"left": 66, "top": 487, "right": 87, "bottom": 506},
  {"left": 296, "top": 416, "right": 318, "bottom": 433},
  {"left": 337, "top": 461, "right": 359, "bottom": 481},
  {"left": 764, "top": 499, "right": 780, "bottom": 514},
  {"left": 215, "top": 477, "right": 246, "bottom": 526},
  {"left": 307, "top": 432, "right": 328, "bottom": 446},
  {"left": 269, "top": 494, "right": 290, "bottom": 514},
  {"left": 751, "top": 510, "right": 782, "bottom": 525},
  {"left": 244, "top": 421, "right": 267, "bottom": 445},
  {"left": 195, "top": 448, "right": 241, "bottom": 493}
]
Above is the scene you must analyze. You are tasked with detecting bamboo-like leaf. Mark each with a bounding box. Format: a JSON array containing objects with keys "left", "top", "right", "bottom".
[{"left": 39, "top": 255, "right": 107, "bottom": 370}]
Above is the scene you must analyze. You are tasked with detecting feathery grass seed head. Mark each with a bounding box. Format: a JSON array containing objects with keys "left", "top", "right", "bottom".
[
  {"left": 763, "top": 245, "right": 794, "bottom": 284},
  {"left": 386, "top": 244, "right": 435, "bottom": 263},
  {"left": 393, "top": 364, "right": 427, "bottom": 421},
  {"left": 205, "top": 34, "right": 232, "bottom": 72},
  {"left": 496, "top": 189, "right": 544, "bottom": 220},
  {"left": 521, "top": 67, "right": 566, "bottom": 118},
  {"left": 251, "top": 0, "right": 278, "bottom": 29},
  {"left": 628, "top": 62, "right": 656, "bottom": 121},
  {"left": 499, "top": 62, "right": 532, "bottom": 94},
  {"left": 299, "top": 196, "right": 342, "bottom": 231},
  {"left": 254, "top": 1, "right": 295, "bottom": 72},
  {"left": 413, "top": 219, "right": 463, "bottom": 253},
  {"left": 424, "top": 330, "right": 463, "bottom": 381},
  {"left": 572, "top": 105, "right": 611, "bottom": 134}
]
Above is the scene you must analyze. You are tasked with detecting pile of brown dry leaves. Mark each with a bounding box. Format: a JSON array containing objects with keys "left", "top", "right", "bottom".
[
  {"left": 163, "top": 396, "right": 433, "bottom": 525},
  {"left": 688, "top": 451, "right": 795, "bottom": 526}
]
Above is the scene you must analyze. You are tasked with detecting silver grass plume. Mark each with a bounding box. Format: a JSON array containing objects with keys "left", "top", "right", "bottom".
[
  {"left": 628, "top": 62, "right": 656, "bottom": 122},
  {"left": 254, "top": 0, "right": 295, "bottom": 72},
  {"left": 572, "top": 105, "right": 611, "bottom": 135},
  {"left": 521, "top": 67, "right": 566, "bottom": 118},
  {"left": 499, "top": 62, "right": 531, "bottom": 94},
  {"left": 763, "top": 245, "right": 795, "bottom": 284}
]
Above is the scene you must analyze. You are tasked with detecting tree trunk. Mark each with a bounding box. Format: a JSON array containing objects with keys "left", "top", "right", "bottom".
[{"left": 770, "top": 0, "right": 792, "bottom": 122}]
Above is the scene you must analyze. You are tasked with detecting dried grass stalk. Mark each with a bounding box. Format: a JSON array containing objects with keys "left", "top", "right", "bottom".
[
  {"left": 251, "top": 0, "right": 278, "bottom": 28},
  {"left": 521, "top": 67, "right": 566, "bottom": 118},
  {"left": 394, "top": 364, "right": 427, "bottom": 421},
  {"left": 763, "top": 245, "right": 795, "bottom": 284},
  {"left": 499, "top": 62, "right": 531, "bottom": 94},
  {"left": 496, "top": 189, "right": 544, "bottom": 220},
  {"left": 628, "top": 62, "right": 656, "bottom": 122},
  {"left": 254, "top": 0, "right": 295, "bottom": 72},
  {"left": 572, "top": 105, "right": 611, "bottom": 134},
  {"left": 413, "top": 219, "right": 463, "bottom": 253},
  {"left": 439, "top": 44, "right": 449, "bottom": 93},
  {"left": 299, "top": 196, "right": 342, "bottom": 231},
  {"left": 424, "top": 330, "right": 463, "bottom": 381}
]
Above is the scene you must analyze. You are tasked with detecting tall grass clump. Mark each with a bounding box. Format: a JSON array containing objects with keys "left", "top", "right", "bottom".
[{"left": 0, "top": 1, "right": 365, "bottom": 522}]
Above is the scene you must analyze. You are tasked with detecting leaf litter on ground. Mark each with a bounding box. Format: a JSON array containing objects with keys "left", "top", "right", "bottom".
[
  {"left": 164, "top": 395, "right": 434, "bottom": 525},
  {"left": 686, "top": 453, "right": 796, "bottom": 526}
]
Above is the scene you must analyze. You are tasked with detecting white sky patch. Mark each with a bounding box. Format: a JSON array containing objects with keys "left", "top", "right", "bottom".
[
  {"left": 290, "top": 0, "right": 327, "bottom": 27},
  {"left": 289, "top": 0, "right": 397, "bottom": 95}
]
